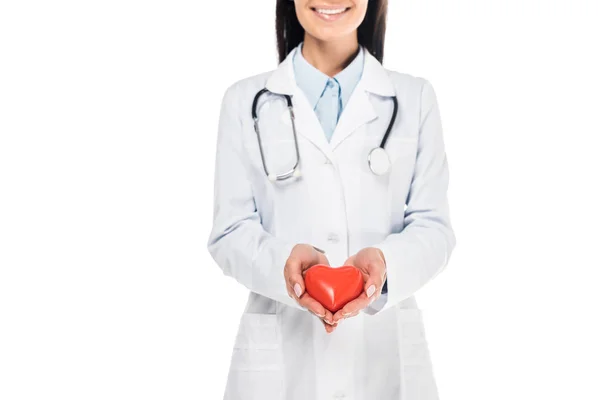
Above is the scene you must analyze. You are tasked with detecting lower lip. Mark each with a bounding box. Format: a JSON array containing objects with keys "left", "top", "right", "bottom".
[{"left": 312, "top": 8, "right": 350, "bottom": 22}]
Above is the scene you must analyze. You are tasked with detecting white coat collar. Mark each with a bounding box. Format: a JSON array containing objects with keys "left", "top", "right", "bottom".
[
  {"left": 265, "top": 45, "right": 396, "bottom": 157},
  {"left": 265, "top": 45, "right": 395, "bottom": 97}
]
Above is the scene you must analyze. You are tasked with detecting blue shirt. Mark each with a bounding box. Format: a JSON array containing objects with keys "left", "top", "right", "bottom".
[{"left": 293, "top": 43, "right": 364, "bottom": 142}]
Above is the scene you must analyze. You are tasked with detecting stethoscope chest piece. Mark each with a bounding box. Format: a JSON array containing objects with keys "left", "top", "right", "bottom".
[{"left": 368, "top": 147, "right": 391, "bottom": 176}]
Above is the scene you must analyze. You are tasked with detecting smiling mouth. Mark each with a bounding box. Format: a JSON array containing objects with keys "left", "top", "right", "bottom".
[{"left": 311, "top": 6, "right": 351, "bottom": 20}]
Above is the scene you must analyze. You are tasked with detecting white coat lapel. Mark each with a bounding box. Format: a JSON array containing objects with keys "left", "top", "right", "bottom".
[
  {"left": 328, "top": 81, "right": 377, "bottom": 150},
  {"left": 291, "top": 87, "right": 334, "bottom": 159},
  {"left": 265, "top": 47, "right": 333, "bottom": 159},
  {"left": 330, "top": 49, "right": 396, "bottom": 151}
]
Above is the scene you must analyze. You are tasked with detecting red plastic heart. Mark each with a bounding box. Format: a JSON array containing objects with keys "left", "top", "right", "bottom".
[{"left": 304, "top": 264, "right": 364, "bottom": 313}]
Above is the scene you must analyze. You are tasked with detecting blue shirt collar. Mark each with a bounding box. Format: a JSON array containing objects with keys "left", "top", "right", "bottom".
[{"left": 293, "top": 43, "right": 364, "bottom": 109}]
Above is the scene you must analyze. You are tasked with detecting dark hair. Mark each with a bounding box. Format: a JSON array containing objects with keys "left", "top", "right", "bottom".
[{"left": 276, "top": 0, "right": 389, "bottom": 64}]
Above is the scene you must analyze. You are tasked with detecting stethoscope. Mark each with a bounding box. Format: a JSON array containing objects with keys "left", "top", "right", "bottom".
[{"left": 252, "top": 88, "right": 398, "bottom": 181}]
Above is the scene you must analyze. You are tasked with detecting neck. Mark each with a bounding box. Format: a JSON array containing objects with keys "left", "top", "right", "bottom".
[{"left": 301, "top": 33, "right": 360, "bottom": 77}]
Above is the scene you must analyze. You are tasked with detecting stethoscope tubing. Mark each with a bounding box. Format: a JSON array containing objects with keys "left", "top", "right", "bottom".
[
  {"left": 252, "top": 89, "right": 301, "bottom": 180},
  {"left": 380, "top": 96, "right": 398, "bottom": 150},
  {"left": 252, "top": 88, "right": 398, "bottom": 180}
]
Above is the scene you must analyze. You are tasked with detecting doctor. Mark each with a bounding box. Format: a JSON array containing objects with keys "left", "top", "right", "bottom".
[{"left": 207, "top": 0, "right": 456, "bottom": 398}]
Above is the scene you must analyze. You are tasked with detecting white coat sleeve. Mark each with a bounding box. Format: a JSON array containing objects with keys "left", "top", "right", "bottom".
[
  {"left": 365, "top": 79, "right": 457, "bottom": 315},
  {"left": 206, "top": 85, "right": 304, "bottom": 311}
]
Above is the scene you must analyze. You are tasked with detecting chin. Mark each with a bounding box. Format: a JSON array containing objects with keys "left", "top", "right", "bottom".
[{"left": 309, "top": 26, "right": 357, "bottom": 42}]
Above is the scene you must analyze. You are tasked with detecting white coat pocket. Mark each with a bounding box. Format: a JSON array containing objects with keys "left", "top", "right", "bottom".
[
  {"left": 224, "top": 313, "right": 284, "bottom": 400},
  {"left": 396, "top": 309, "right": 439, "bottom": 400},
  {"left": 386, "top": 136, "right": 418, "bottom": 166}
]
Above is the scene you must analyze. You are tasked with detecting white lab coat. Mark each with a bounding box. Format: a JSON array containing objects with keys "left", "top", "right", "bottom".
[{"left": 207, "top": 45, "right": 456, "bottom": 400}]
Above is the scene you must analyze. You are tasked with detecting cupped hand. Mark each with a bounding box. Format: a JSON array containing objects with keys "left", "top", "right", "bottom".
[
  {"left": 331, "top": 247, "right": 387, "bottom": 324},
  {"left": 284, "top": 244, "right": 338, "bottom": 333}
]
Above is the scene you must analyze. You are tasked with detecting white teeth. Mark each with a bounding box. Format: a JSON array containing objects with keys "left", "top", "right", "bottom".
[{"left": 315, "top": 8, "right": 346, "bottom": 15}]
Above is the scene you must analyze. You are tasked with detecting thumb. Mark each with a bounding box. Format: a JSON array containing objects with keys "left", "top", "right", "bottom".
[
  {"left": 285, "top": 257, "right": 305, "bottom": 299},
  {"left": 291, "top": 273, "right": 305, "bottom": 298},
  {"left": 364, "top": 276, "right": 380, "bottom": 299},
  {"left": 364, "top": 251, "right": 385, "bottom": 299}
]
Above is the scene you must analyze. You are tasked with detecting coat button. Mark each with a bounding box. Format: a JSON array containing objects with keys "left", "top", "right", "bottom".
[{"left": 327, "top": 233, "right": 340, "bottom": 244}]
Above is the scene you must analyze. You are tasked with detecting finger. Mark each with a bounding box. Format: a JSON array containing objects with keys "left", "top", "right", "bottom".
[
  {"left": 332, "top": 309, "right": 345, "bottom": 323},
  {"left": 321, "top": 309, "right": 334, "bottom": 325},
  {"left": 333, "top": 293, "right": 371, "bottom": 322},
  {"left": 309, "top": 310, "right": 337, "bottom": 331},
  {"left": 311, "top": 308, "right": 335, "bottom": 326},
  {"left": 321, "top": 319, "right": 337, "bottom": 334},
  {"left": 334, "top": 309, "right": 359, "bottom": 322},
  {"left": 297, "top": 293, "right": 327, "bottom": 318}
]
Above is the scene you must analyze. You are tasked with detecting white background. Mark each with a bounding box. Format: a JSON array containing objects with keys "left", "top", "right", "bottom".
[{"left": 1, "top": 1, "right": 599, "bottom": 399}]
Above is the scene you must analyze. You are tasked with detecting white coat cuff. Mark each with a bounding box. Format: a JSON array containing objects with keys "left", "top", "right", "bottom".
[
  {"left": 365, "top": 239, "right": 418, "bottom": 315},
  {"left": 256, "top": 239, "right": 305, "bottom": 311}
]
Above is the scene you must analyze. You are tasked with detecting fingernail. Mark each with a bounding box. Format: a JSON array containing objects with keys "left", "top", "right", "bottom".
[
  {"left": 294, "top": 283, "right": 302, "bottom": 298},
  {"left": 366, "top": 285, "right": 376, "bottom": 298},
  {"left": 324, "top": 319, "right": 334, "bottom": 325}
]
